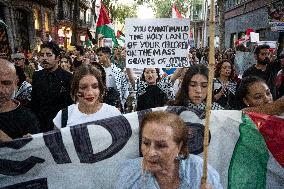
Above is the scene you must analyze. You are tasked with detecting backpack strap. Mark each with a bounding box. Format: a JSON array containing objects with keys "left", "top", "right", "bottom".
[{"left": 61, "top": 107, "right": 68, "bottom": 128}]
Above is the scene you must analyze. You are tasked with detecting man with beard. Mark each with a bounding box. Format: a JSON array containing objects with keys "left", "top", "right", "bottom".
[
  {"left": 31, "top": 41, "right": 73, "bottom": 132},
  {"left": 243, "top": 44, "right": 281, "bottom": 99},
  {"left": 0, "top": 59, "right": 39, "bottom": 142}
]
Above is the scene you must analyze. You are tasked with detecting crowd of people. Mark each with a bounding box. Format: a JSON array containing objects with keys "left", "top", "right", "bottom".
[{"left": 1, "top": 39, "right": 284, "bottom": 188}]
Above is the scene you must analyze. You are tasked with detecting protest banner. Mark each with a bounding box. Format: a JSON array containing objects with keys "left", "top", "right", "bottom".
[
  {"left": 268, "top": 1, "right": 284, "bottom": 32},
  {"left": 125, "top": 18, "right": 190, "bottom": 69},
  {"left": 257, "top": 41, "right": 278, "bottom": 49},
  {"left": 1, "top": 107, "right": 283, "bottom": 188}
]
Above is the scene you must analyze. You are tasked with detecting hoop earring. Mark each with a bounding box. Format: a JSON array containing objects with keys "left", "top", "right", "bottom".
[{"left": 175, "top": 154, "right": 184, "bottom": 161}]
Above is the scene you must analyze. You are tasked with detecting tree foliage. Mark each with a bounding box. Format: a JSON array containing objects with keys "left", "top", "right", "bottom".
[
  {"left": 134, "top": 0, "right": 189, "bottom": 18},
  {"left": 102, "top": 0, "right": 138, "bottom": 23}
]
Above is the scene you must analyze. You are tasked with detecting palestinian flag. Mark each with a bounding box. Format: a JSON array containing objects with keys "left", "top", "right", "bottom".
[
  {"left": 116, "top": 30, "right": 125, "bottom": 46},
  {"left": 208, "top": 111, "right": 284, "bottom": 188},
  {"left": 85, "top": 28, "right": 93, "bottom": 47},
  {"left": 96, "top": 1, "right": 118, "bottom": 47},
  {"left": 172, "top": 3, "right": 183, "bottom": 18}
]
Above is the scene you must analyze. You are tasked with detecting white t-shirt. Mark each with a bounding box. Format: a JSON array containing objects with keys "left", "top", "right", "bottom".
[
  {"left": 53, "top": 103, "right": 121, "bottom": 128},
  {"left": 104, "top": 67, "right": 117, "bottom": 89}
]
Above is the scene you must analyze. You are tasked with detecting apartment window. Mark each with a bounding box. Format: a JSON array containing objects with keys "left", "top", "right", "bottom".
[
  {"left": 256, "top": 29, "right": 266, "bottom": 41},
  {"left": 34, "top": 9, "right": 40, "bottom": 30},
  {"left": 235, "top": 0, "right": 241, "bottom": 6},
  {"left": 230, "top": 33, "right": 237, "bottom": 47},
  {"left": 45, "top": 11, "right": 49, "bottom": 32}
]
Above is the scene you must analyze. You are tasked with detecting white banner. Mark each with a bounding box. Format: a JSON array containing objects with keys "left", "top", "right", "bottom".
[
  {"left": 1, "top": 108, "right": 283, "bottom": 188},
  {"left": 125, "top": 18, "right": 190, "bottom": 69}
]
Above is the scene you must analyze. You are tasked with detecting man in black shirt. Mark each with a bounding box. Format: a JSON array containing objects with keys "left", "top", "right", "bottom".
[
  {"left": 276, "top": 55, "right": 284, "bottom": 98},
  {"left": 31, "top": 42, "right": 73, "bottom": 132},
  {"left": 0, "top": 59, "right": 39, "bottom": 142},
  {"left": 243, "top": 44, "right": 281, "bottom": 99}
]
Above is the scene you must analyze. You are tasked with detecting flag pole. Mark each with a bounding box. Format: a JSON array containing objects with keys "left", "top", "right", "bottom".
[{"left": 201, "top": 0, "right": 215, "bottom": 187}]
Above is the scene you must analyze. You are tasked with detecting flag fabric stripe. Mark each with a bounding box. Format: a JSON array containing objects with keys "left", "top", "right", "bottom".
[
  {"left": 266, "top": 155, "right": 284, "bottom": 188},
  {"left": 172, "top": 3, "right": 183, "bottom": 18},
  {"left": 228, "top": 113, "right": 269, "bottom": 189},
  {"left": 245, "top": 112, "right": 284, "bottom": 168},
  {"left": 96, "top": 3, "right": 111, "bottom": 27},
  {"left": 96, "top": 25, "right": 117, "bottom": 42}
]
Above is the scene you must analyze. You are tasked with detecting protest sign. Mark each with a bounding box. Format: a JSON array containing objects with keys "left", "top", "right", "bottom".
[
  {"left": 250, "top": 32, "right": 259, "bottom": 42},
  {"left": 103, "top": 38, "right": 113, "bottom": 48},
  {"left": 268, "top": 1, "right": 284, "bottom": 32},
  {"left": 125, "top": 18, "right": 190, "bottom": 69},
  {"left": 257, "top": 41, "right": 278, "bottom": 49}
]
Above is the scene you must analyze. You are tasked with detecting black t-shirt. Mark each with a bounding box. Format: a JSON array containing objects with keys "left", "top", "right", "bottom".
[
  {"left": 0, "top": 105, "right": 40, "bottom": 139},
  {"left": 136, "top": 85, "right": 167, "bottom": 111},
  {"left": 243, "top": 61, "right": 281, "bottom": 99},
  {"left": 31, "top": 68, "right": 73, "bottom": 132},
  {"left": 277, "top": 75, "right": 284, "bottom": 98},
  {"left": 243, "top": 65, "right": 270, "bottom": 81}
]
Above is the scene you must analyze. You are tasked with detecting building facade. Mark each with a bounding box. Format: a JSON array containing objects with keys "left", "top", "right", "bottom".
[
  {"left": 205, "top": 0, "right": 281, "bottom": 48},
  {"left": 190, "top": 0, "right": 206, "bottom": 48},
  {"left": 0, "top": 0, "right": 56, "bottom": 52},
  {"left": 0, "top": 0, "right": 96, "bottom": 54}
]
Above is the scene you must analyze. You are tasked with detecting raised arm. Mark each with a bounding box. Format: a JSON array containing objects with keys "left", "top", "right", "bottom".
[
  {"left": 170, "top": 68, "right": 187, "bottom": 83},
  {"left": 242, "top": 96, "right": 284, "bottom": 115}
]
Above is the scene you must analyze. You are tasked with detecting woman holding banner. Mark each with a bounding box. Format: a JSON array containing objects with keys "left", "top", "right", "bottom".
[
  {"left": 171, "top": 64, "right": 224, "bottom": 110},
  {"left": 53, "top": 64, "right": 121, "bottom": 128},
  {"left": 115, "top": 111, "right": 222, "bottom": 189}
]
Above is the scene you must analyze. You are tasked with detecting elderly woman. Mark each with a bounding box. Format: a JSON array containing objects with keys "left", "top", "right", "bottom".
[
  {"left": 53, "top": 64, "right": 121, "bottom": 128},
  {"left": 115, "top": 111, "right": 222, "bottom": 189},
  {"left": 136, "top": 68, "right": 175, "bottom": 111},
  {"left": 236, "top": 76, "right": 284, "bottom": 115},
  {"left": 172, "top": 64, "right": 223, "bottom": 110},
  {"left": 213, "top": 59, "right": 237, "bottom": 109}
]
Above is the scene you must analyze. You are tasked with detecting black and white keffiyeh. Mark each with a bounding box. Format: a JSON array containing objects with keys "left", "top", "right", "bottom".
[
  {"left": 110, "top": 64, "right": 129, "bottom": 106},
  {"left": 136, "top": 77, "right": 175, "bottom": 100},
  {"left": 187, "top": 101, "right": 224, "bottom": 111},
  {"left": 213, "top": 78, "right": 237, "bottom": 95}
]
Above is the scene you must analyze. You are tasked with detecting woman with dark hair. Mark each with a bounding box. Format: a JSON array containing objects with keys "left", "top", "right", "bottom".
[
  {"left": 236, "top": 76, "right": 272, "bottom": 110},
  {"left": 236, "top": 76, "right": 284, "bottom": 115},
  {"left": 172, "top": 64, "right": 223, "bottom": 110},
  {"left": 115, "top": 111, "right": 222, "bottom": 189},
  {"left": 14, "top": 66, "right": 32, "bottom": 108},
  {"left": 213, "top": 59, "right": 237, "bottom": 109},
  {"left": 59, "top": 55, "right": 73, "bottom": 73},
  {"left": 53, "top": 64, "right": 121, "bottom": 128},
  {"left": 136, "top": 68, "right": 175, "bottom": 111}
]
